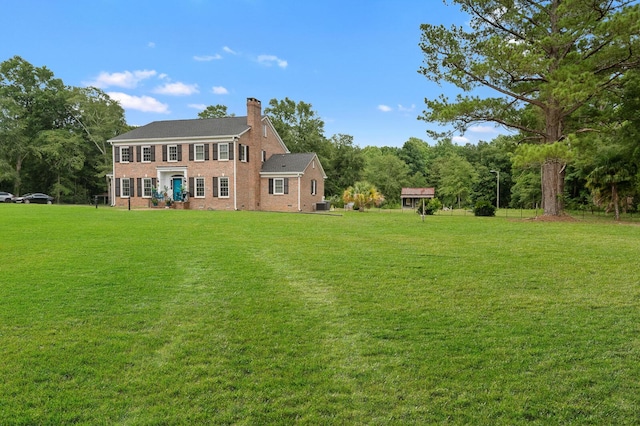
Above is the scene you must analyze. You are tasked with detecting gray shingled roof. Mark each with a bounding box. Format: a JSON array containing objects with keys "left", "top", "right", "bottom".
[
  {"left": 110, "top": 116, "right": 251, "bottom": 141},
  {"left": 261, "top": 153, "right": 317, "bottom": 174}
]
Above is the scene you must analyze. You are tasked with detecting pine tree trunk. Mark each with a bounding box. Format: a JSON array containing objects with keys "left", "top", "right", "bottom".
[{"left": 541, "top": 159, "right": 564, "bottom": 216}]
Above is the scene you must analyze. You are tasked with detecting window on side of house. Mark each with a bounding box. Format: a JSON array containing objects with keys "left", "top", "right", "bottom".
[
  {"left": 239, "top": 144, "right": 249, "bottom": 162},
  {"left": 311, "top": 179, "right": 317, "bottom": 196},
  {"left": 142, "top": 178, "right": 153, "bottom": 198},
  {"left": 195, "top": 177, "right": 205, "bottom": 197},
  {"left": 168, "top": 145, "right": 178, "bottom": 162},
  {"left": 274, "top": 178, "right": 284, "bottom": 195},
  {"left": 121, "top": 178, "right": 131, "bottom": 197},
  {"left": 142, "top": 146, "right": 152, "bottom": 162},
  {"left": 218, "top": 143, "right": 229, "bottom": 161},
  {"left": 120, "top": 146, "right": 130, "bottom": 163},
  {"left": 219, "top": 177, "right": 229, "bottom": 198},
  {"left": 195, "top": 144, "right": 205, "bottom": 161}
]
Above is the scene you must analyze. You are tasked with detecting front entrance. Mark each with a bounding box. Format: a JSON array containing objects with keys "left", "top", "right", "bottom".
[{"left": 173, "top": 178, "right": 182, "bottom": 201}]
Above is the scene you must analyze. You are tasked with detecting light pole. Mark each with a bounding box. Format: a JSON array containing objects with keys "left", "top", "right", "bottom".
[{"left": 490, "top": 169, "right": 499, "bottom": 209}]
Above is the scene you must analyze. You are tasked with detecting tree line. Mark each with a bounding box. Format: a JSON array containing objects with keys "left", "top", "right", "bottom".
[
  {"left": 0, "top": 56, "right": 131, "bottom": 202},
  {"left": 2, "top": 58, "right": 639, "bottom": 217}
]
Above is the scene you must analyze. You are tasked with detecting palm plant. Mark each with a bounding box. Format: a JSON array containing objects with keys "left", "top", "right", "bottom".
[{"left": 342, "top": 181, "right": 384, "bottom": 211}]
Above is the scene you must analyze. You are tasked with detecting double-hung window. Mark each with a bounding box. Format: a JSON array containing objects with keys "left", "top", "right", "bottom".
[
  {"left": 168, "top": 145, "right": 178, "bottom": 162},
  {"left": 120, "top": 146, "right": 130, "bottom": 163},
  {"left": 195, "top": 144, "right": 205, "bottom": 161},
  {"left": 239, "top": 144, "right": 249, "bottom": 162},
  {"left": 218, "top": 143, "right": 229, "bottom": 161},
  {"left": 195, "top": 177, "right": 205, "bottom": 198},
  {"left": 311, "top": 179, "right": 317, "bottom": 196},
  {"left": 274, "top": 178, "right": 284, "bottom": 195},
  {"left": 121, "top": 178, "right": 131, "bottom": 197},
  {"left": 142, "top": 146, "right": 152, "bottom": 162},
  {"left": 142, "top": 178, "right": 153, "bottom": 198},
  {"left": 219, "top": 177, "right": 229, "bottom": 198}
]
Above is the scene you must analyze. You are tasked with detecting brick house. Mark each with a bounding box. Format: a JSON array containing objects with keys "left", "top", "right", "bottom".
[{"left": 108, "top": 98, "right": 326, "bottom": 212}]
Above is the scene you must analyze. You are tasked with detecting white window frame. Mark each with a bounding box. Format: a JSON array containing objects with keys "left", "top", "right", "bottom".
[
  {"left": 240, "top": 144, "right": 248, "bottom": 162},
  {"left": 142, "top": 178, "right": 153, "bottom": 198},
  {"left": 311, "top": 179, "right": 317, "bottom": 196},
  {"left": 274, "top": 178, "right": 285, "bottom": 195},
  {"left": 168, "top": 145, "right": 178, "bottom": 162},
  {"left": 261, "top": 150, "right": 266, "bottom": 162},
  {"left": 142, "top": 146, "right": 151, "bottom": 163},
  {"left": 194, "top": 144, "right": 205, "bottom": 162},
  {"left": 120, "top": 146, "right": 130, "bottom": 163},
  {"left": 195, "top": 177, "right": 205, "bottom": 198},
  {"left": 218, "top": 143, "right": 229, "bottom": 161},
  {"left": 263, "top": 124, "right": 267, "bottom": 137},
  {"left": 219, "top": 177, "right": 229, "bottom": 198},
  {"left": 121, "top": 178, "right": 131, "bottom": 198}
]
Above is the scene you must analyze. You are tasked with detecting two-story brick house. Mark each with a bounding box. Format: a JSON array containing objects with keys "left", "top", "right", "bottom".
[{"left": 108, "top": 98, "right": 326, "bottom": 212}]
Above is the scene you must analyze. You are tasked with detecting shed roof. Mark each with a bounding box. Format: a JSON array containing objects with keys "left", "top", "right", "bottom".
[{"left": 401, "top": 187, "right": 435, "bottom": 198}]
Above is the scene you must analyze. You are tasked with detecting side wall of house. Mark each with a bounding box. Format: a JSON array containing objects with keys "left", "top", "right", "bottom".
[{"left": 260, "top": 158, "right": 326, "bottom": 213}]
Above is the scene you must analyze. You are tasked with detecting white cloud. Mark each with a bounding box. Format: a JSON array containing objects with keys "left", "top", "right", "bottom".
[
  {"left": 398, "top": 104, "right": 415, "bottom": 112},
  {"left": 223, "top": 46, "right": 237, "bottom": 55},
  {"left": 188, "top": 103, "right": 207, "bottom": 110},
  {"left": 257, "top": 55, "right": 288, "bottom": 68},
  {"left": 153, "top": 82, "right": 199, "bottom": 96},
  {"left": 193, "top": 54, "right": 222, "bottom": 61},
  {"left": 148, "top": 42, "right": 156, "bottom": 48},
  {"left": 158, "top": 73, "right": 169, "bottom": 80},
  {"left": 468, "top": 125, "right": 499, "bottom": 134},
  {"left": 87, "top": 70, "right": 157, "bottom": 89},
  {"left": 107, "top": 92, "right": 169, "bottom": 113},
  {"left": 212, "top": 86, "right": 229, "bottom": 95},
  {"left": 452, "top": 135, "right": 470, "bottom": 144},
  {"left": 378, "top": 105, "right": 392, "bottom": 112}
]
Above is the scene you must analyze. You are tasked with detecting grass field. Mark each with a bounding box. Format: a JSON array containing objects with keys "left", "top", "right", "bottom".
[{"left": 1, "top": 205, "right": 639, "bottom": 424}]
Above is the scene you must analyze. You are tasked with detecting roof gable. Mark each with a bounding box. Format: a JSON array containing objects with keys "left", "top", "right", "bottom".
[{"left": 109, "top": 116, "right": 251, "bottom": 142}]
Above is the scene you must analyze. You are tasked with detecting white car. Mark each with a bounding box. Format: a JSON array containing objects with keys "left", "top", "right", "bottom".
[{"left": 0, "top": 191, "right": 14, "bottom": 203}]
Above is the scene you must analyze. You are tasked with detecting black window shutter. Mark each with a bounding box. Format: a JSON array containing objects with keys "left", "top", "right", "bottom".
[
  {"left": 151, "top": 146, "right": 156, "bottom": 162},
  {"left": 177, "top": 145, "right": 182, "bottom": 161},
  {"left": 114, "top": 147, "right": 120, "bottom": 162},
  {"left": 228, "top": 142, "right": 234, "bottom": 160},
  {"left": 189, "top": 177, "right": 194, "bottom": 197},
  {"left": 137, "top": 146, "right": 142, "bottom": 162},
  {"left": 115, "top": 178, "right": 120, "bottom": 196},
  {"left": 137, "top": 178, "right": 142, "bottom": 197},
  {"left": 204, "top": 144, "right": 209, "bottom": 161},
  {"left": 284, "top": 178, "right": 289, "bottom": 194},
  {"left": 246, "top": 146, "right": 249, "bottom": 162},
  {"left": 213, "top": 177, "right": 218, "bottom": 197},
  {"left": 189, "top": 144, "right": 194, "bottom": 161},
  {"left": 268, "top": 178, "right": 274, "bottom": 194},
  {"left": 152, "top": 178, "right": 157, "bottom": 189},
  {"left": 213, "top": 144, "right": 218, "bottom": 160},
  {"left": 238, "top": 144, "right": 243, "bottom": 161},
  {"left": 130, "top": 178, "right": 135, "bottom": 197},
  {"left": 162, "top": 145, "right": 167, "bottom": 161}
]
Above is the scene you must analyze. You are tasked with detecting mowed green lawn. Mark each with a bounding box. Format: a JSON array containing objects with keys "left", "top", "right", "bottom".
[{"left": 1, "top": 205, "right": 639, "bottom": 424}]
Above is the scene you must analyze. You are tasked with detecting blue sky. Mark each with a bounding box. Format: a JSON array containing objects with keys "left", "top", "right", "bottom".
[{"left": 1, "top": 0, "right": 504, "bottom": 147}]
